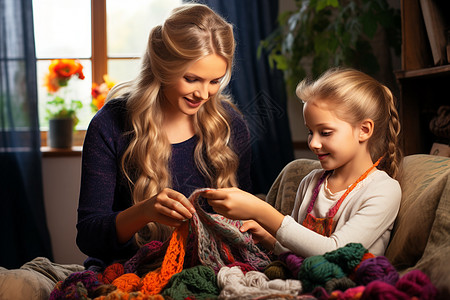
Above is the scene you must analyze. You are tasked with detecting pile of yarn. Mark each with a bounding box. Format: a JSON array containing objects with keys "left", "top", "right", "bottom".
[{"left": 263, "top": 243, "right": 438, "bottom": 299}]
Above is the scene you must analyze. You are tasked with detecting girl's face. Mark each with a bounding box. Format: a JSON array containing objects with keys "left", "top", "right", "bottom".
[
  {"left": 162, "top": 54, "right": 227, "bottom": 118},
  {"left": 303, "top": 100, "right": 361, "bottom": 171}
]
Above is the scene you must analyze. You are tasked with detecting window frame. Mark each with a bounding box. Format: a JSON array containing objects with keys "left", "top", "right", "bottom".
[{"left": 41, "top": 0, "right": 106, "bottom": 149}]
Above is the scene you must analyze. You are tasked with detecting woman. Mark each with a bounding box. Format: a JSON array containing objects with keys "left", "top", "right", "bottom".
[{"left": 76, "top": 3, "right": 252, "bottom": 271}]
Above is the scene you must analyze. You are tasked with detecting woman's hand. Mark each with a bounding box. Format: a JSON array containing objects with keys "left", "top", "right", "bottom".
[
  {"left": 240, "top": 220, "right": 277, "bottom": 251},
  {"left": 145, "top": 188, "right": 196, "bottom": 227}
]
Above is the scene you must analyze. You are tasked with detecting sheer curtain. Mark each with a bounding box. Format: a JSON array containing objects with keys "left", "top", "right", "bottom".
[
  {"left": 0, "top": 0, "right": 53, "bottom": 268},
  {"left": 196, "top": 0, "right": 295, "bottom": 194}
]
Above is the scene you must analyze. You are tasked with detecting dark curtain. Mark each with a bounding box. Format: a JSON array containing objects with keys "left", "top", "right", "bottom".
[
  {"left": 196, "top": 0, "right": 295, "bottom": 194},
  {"left": 0, "top": 0, "right": 53, "bottom": 268}
]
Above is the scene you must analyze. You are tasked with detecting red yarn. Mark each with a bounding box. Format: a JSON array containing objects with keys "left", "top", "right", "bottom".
[
  {"left": 395, "top": 269, "right": 438, "bottom": 300},
  {"left": 226, "top": 261, "right": 256, "bottom": 274},
  {"left": 361, "top": 281, "right": 410, "bottom": 299},
  {"left": 329, "top": 285, "right": 364, "bottom": 299},
  {"left": 101, "top": 263, "right": 125, "bottom": 284}
]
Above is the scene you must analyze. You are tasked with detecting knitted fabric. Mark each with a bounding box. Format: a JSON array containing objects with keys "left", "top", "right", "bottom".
[
  {"left": 189, "top": 188, "right": 271, "bottom": 272},
  {"left": 49, "top": 270, "right": 102, "bottom": 299}
]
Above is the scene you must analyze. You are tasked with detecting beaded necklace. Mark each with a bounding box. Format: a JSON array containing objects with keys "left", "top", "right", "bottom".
[{"left": 302, "top": 157, "right": 383, "bottom": 236}]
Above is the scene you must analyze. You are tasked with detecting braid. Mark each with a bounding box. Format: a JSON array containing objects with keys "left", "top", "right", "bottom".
[{"left": 382, "top": 87, "right": 402, "bottom": 179}]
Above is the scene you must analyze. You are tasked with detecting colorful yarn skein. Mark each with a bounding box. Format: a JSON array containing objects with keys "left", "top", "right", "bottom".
[{"left": 217, "top": 266, "right": 302, "bottom": 299}]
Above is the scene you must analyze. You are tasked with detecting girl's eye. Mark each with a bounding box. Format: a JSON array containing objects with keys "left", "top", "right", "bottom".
[
  {"left": 211, "top": 79, "right": 220, "bottom": 84},
  {"left": 307, "top": 130, "right": 313, "bottom": 136},
  {"left": 184, "top": 77, "right": 196, "bottom": 83},
  {"left": 321, "top": 131, "right": 332, "bottom": 136}
]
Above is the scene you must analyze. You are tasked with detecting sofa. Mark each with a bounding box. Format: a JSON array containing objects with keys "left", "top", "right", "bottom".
[{"left": 265, "top": 154, "right": 450, "bottom": 300}]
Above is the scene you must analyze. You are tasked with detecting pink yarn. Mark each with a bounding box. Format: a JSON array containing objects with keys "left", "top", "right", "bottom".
[
  {"left": 361, "top": 281, "right": 410, "bottom": 299},
  {"left": 355, "top": 256, "right": 399, "bottom": 286},
  {"left": 279, "top": 252, "right": 304, "bottom": 277},
  {"left": 395, "top": 269, "right": 438, "bottom": 300}
]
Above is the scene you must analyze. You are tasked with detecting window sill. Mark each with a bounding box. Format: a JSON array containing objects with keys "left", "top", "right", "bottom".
[{"left": 40, "top": 130, "right": 85, "bottom": 157}]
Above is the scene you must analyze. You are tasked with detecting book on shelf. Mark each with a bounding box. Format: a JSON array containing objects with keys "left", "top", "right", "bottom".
[{"left": 419, "top": 0, "right": 447, "bottom": 65}]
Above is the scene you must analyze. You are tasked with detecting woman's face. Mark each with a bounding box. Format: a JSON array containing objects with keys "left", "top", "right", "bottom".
[{"left": 162, "top": 54, "right": 227, "bottom": 118}]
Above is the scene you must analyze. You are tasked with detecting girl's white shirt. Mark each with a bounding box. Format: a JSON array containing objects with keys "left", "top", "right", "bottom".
[{"left": 274, "top": 169, "right": 401, "bottom": 257}]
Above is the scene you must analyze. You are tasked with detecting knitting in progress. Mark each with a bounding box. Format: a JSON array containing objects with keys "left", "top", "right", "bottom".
[{"left": 50, "top": 189, "right": 438, "bottom": 299}]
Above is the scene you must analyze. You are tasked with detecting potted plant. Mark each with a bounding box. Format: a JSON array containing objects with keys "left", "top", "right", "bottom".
[
  {"left": 259, "top": 0, "right": 401, "bottom": 90},
  {"left": 43, "top": 59, "right": 85, "bottom": 148}
]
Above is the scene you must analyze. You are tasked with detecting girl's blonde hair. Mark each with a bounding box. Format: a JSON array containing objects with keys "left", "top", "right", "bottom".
[
  {"left": 106, "top": 3, "right": 239, "bottom": 243},
  {"left": 296, "top": 68, "right": 402, "bottom": 179}
]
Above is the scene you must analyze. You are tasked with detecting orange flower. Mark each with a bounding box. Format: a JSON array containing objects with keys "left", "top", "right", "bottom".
[{"left": 44, "top": 59, "right": 85, "bottom": 93}]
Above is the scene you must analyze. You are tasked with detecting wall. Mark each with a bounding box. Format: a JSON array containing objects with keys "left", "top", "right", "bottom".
[{"left": 42, "top": 155, "right": 86, "bottom": 265}]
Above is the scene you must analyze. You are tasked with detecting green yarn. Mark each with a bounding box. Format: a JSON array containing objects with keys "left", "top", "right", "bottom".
[
  {"left": 323, "top": 243, "right": 367, "bottom": 273},
  {"left": 263, "top": 260, "right": 291, "bottom": 280},
  {"left": 298, "top": 255, "right": 346, "bottom": 292},
  {"left": 324, "top": 276, "right": 356, "bottom": 293},
  {"left": 298, "top": 243, "right": 367, "bottom": 292},
  {"left": 162, "top": 265, "right": 219, "bottom": 300}
]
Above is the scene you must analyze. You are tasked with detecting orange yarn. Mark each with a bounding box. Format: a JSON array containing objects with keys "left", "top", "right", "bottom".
[
  {"left": 94, "top": 290, "right": 164, "bottom": 299},
  {"left": 112, "top": 273, "right": 142, "bottom": 292}
]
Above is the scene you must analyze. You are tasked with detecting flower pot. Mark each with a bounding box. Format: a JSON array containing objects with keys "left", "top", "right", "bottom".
[{"left": 47, "top": 118, "right": 73, "bottom": 148}]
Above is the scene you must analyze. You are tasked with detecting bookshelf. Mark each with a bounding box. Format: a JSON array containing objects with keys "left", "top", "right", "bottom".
[{"left": 395, "top": 0, "right": 450, "bottom": 155}]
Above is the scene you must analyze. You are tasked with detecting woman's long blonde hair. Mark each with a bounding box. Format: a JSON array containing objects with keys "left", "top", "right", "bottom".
[
  {"left": 296, "top": 68, "right": 402, "bottom": 179},
  {"left": 106, "top": 3, "right": 240, "bottom": 243}
]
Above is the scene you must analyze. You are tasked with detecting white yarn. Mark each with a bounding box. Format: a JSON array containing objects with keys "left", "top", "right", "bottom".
[{"left": 217, "top": 266, "right": 303, "bottom": 299}]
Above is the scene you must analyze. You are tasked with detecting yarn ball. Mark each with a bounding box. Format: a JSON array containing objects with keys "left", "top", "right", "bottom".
[
  {"left": 112, "top": 273, "right": 142, "bottom": 292},
  {"left": 324, "top": 276, "right": 356, "bottom": 294},
  {"left": 264, "top": 260, "right": 292, "bottom": 280},
  {"left": 395, "top": 269, "right": 438, "bottom": 300},
  {"left": 298, "top": 255, "right": 346, "bottom": 292},
  {"left": 323, "top": 243, "right": 367, "bottom": 274},
  {"left": 362, "top": 280, "right": 410, "bottom": 299},
  {"left": 101, "top": 263, "right": 125, "bottom": 284},
  {"left": 329, "top": 285, "right": 364, "bottom": 299},
  {"left": 49, "top": 270, "right": 102, "bottom": 300},
  {"left": 162, "top": 265, "right": 219, "bottom": 300},
  {"left": 279, "top": 252, "right": 304, "bottom": 278},
  {"left": 355, "top": 256, "right": 399, "bottom": 286}
]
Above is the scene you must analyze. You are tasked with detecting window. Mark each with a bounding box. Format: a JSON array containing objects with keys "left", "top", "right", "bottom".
[{"left": 33, "top": 0, "right": 182, "bottom": 130}]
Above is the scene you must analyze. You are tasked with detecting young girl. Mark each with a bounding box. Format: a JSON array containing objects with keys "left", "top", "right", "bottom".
[
  {"left": 76, "top": 3, "right": 252, "bottom": 270},
  {"left": 202, "top": 68, "right": 402, "bottom": 258}
]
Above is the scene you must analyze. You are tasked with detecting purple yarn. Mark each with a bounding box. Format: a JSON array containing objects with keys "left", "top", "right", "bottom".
[
  {"left": 49, "top": 270, "right": 101, "bottom": 300},
  {"left": 396, "top": 269, "right": 438, "bottom": 300},
  {"left": 279, "top": 252, "right": 304, "bottom": 277},
  {"left": 123, "top": 240, "right": 163, "bottom": 273},
  {"left": 355, "top": 256, "right": 399, "bottom": 286}
]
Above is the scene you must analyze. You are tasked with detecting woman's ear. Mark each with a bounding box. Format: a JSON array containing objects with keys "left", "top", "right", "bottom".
[{"left": 359, "top": 119, "right": 374, "bottom": 142}]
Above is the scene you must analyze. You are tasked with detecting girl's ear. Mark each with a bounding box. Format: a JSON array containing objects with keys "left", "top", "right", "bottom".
[{"left": 359, "top": 119, "right": 374, "bottom": 142}]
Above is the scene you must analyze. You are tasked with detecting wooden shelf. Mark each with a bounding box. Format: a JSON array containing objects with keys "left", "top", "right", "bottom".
[
  {"left": 395, "top": 65, "right": 450, "bottom": 80},
  {"left": 396, "top": 0, "right": 450, "bottom": 155}
]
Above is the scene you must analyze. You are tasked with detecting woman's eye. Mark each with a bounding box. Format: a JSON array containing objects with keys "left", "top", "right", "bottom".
[
  {"left": 184, "top": 77, "right": 196, "bottom": 83},
  {"left": 321, "top": 131, "right": 332, "bottom": 136},
  {"left": 211, "top": 80, "right": 220, "bottom": 84}
]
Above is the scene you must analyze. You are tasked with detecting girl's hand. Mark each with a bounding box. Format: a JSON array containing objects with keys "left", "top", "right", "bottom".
[
  {"left": 201, "top": 187, "right": 263, "bottom": 220},
  {"left": 240, "top": 220, "right": 277, "bottom": 251},
  {"left": 145, "top": 188, "right": 196, "bottom": 227}
]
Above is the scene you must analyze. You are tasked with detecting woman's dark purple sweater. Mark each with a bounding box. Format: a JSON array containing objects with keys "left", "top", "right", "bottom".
[{"left": 76, "top": 98, "right": 252, "bottom": 268}]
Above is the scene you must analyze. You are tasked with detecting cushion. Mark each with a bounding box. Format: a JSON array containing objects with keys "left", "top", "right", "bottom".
[
  {"left": 385, "top": 154, "right": 450, "bottom": 299},
  {"left": 265, "top": 158, "right": 321, "bottom": 215}
]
